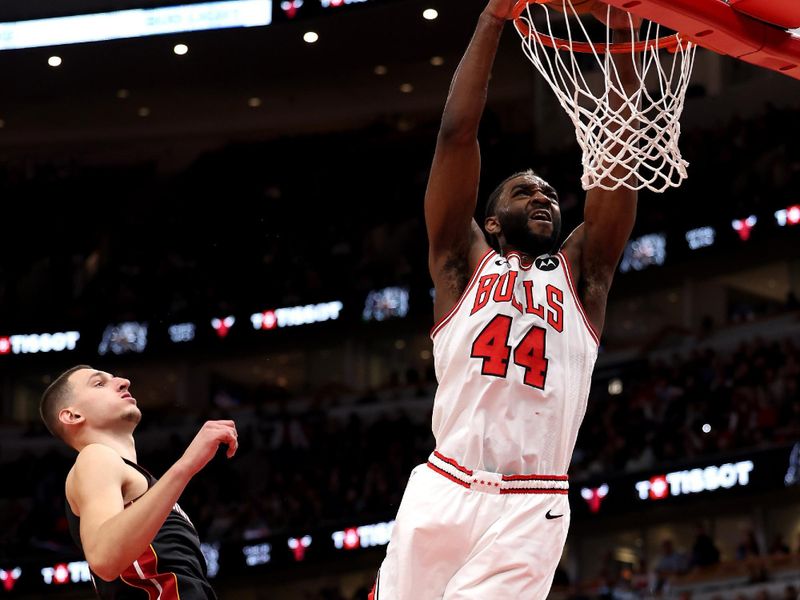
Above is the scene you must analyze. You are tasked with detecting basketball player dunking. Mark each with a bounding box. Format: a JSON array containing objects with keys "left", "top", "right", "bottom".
[
  {"left": 372, "top": 1, "right": 640, "bottom": 597},
  {"left": 40, "top": 365, "right": 238, "bottom": 599}
]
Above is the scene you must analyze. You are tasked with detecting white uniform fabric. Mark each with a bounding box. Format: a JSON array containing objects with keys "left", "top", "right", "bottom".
[
  {"left": 376, "top": 250, "right": 599, "bottom": 599},
  {"left": 374, "top": 463, "right": 571, "bottom": 600},
  {"left": 432, "top": 249, "right": 599, "bottom": 475}
]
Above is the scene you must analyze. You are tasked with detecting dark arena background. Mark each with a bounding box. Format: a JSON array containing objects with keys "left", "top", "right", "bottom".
[{"left": 1, "top": 0, "right": 799, "bottom": 598}]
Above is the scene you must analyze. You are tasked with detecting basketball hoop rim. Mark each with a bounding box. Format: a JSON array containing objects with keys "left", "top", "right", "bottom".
[{"left": 511, "top": 0, "right": 686, "bottom": 54}]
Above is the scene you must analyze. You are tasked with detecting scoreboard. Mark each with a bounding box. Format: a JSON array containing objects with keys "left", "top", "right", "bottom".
[{"left": 0, "top": 0, "right": 401, "bottom": 51}]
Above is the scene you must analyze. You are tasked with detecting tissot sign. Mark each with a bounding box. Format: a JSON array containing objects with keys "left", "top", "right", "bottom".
[
  {"left": 570, "top": 447, "right": 793, "bottom": 519},
  {"left": 635, "top": 460, "right": 754, "bottom": 501},
  {"left": 0, "top": 331, "right": 80, "bottom": 355}
]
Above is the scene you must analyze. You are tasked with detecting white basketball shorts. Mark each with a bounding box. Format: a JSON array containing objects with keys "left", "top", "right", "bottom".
[{"left": 371, "top": 451, "right": 571, "bottom": 600}]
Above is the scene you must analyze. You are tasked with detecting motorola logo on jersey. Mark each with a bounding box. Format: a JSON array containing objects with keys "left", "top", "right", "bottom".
[
  {"left": 535, "top": 255, "right": 559, "bottom": 271},
  {"left": 581, "top": 484, "right": 609, "bottom": 513},
  {"left": 635, "top": 460, "right": 754, "bottom": 500},
  {"left": 0, "top": 331, "right": 80, "bottom": 356}
]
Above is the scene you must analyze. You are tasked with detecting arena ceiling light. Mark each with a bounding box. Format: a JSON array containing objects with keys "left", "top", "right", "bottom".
[{"left": 0, "top": 0, "right": 271, "bottom": 51}]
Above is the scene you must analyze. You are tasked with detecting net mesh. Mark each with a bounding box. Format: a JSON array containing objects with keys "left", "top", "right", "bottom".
[{"left": 514, "top": 1, "right": 697, "bottom": 192}]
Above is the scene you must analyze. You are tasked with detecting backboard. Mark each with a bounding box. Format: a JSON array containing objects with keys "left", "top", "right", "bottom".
[{"left": 601, "top": 0, "right": 800, "bottom": 79}]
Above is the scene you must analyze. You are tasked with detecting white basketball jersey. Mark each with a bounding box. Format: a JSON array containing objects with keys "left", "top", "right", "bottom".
[{"left": 431, "top": 249, "right": 599, "bottom": 475}]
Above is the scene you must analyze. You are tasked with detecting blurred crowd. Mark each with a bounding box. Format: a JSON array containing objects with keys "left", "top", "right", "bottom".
[
  {"left": 572, "top": 336, "right": 800, "bottom": 478},
  {"left": 566, "top": 526, "right": 800, "bottom": 599}
]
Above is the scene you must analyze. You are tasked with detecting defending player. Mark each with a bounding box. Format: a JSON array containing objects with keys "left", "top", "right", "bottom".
[{"left": 40, "top": 365, "right": 237, "bottom": 599}]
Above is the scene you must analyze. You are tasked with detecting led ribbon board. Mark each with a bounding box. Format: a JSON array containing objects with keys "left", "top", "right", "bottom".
[{"left": 0, "top": 0, "right": 272, "bottom": 50}]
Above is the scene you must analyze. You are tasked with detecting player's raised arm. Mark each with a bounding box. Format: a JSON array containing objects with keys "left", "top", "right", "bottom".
[
  {"left": 67, "top": 421, "right": 238, "bottom": 581},
  {"left": 567, "top": 4, "right": 643, "bottom": 335},
  {"left": 425, "top": 0, "right": 515, "bottom": 322}
]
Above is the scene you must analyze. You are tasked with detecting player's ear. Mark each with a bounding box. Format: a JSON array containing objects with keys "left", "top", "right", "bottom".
[
  {"left": 485, "top": 215, "right": 501, "bottom": 236},
  {"left": 59, "top": 407, "right": 85, "bottom": 426}
]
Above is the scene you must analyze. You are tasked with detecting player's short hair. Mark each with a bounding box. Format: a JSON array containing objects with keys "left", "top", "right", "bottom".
[
  {"left": 40, "top": 365, "right": 93, "bottom": 441},
  {"left": 484, "top": 169, "right": 538, "bottom": 221}
]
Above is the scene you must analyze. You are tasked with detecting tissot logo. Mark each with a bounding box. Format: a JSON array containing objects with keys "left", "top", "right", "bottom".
[
  {"left": 535, "top": 256, "right": 559, "bottom": 271},
  {"left": 635, "top": 460, "right": 754, "bottom": 500},
  {"left": 250, "top": 301, "right": 343, "bottom": 330},
  {"left": 0, "top": 332, "right": 80, "bottom": 356},
  {"left": 331, "top": 521, "right": 395, "bottom": 550},
  {"left": 41, "top": 561, "right": 90, "bottom": 585}
]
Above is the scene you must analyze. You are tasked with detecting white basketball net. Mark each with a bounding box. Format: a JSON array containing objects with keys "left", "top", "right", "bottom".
[{"left": 514, "top": 1, "right": 698, "bottom": 192}]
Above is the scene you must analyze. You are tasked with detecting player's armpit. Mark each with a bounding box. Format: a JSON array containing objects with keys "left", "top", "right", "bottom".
[{"left": 430, "top": 221, "right": 491, "bottom": 324}]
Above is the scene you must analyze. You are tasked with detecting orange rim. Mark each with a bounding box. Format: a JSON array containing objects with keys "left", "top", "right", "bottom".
[{"left": 512, "top": 0, "right": 684, "bottom": 54}]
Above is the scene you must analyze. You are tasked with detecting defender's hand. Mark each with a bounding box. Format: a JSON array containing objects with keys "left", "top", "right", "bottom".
[
  {"left": 179, "top": 420, "right": 238, "bottom": 476},
  {"left": 485, "top": 0, "right": 518, "bottom": 21},
  {"left": 592, "top": 2, "right": 643, "bottom": 30}
]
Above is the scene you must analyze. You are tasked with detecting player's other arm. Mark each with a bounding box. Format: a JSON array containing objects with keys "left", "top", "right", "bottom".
[
  {"left": 426, "top": 0, "right": 515, "bottom": 322},
  {"left": 563, "top": 5, "right": 642, "bottom": 335},
  {"left": 67, "top": 421, "right": 238, "bottom": 581}
]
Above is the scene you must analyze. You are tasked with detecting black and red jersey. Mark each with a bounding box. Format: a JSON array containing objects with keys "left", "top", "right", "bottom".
[{"left": 66, "top": 458, "right": 216, "bottom": 600}]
